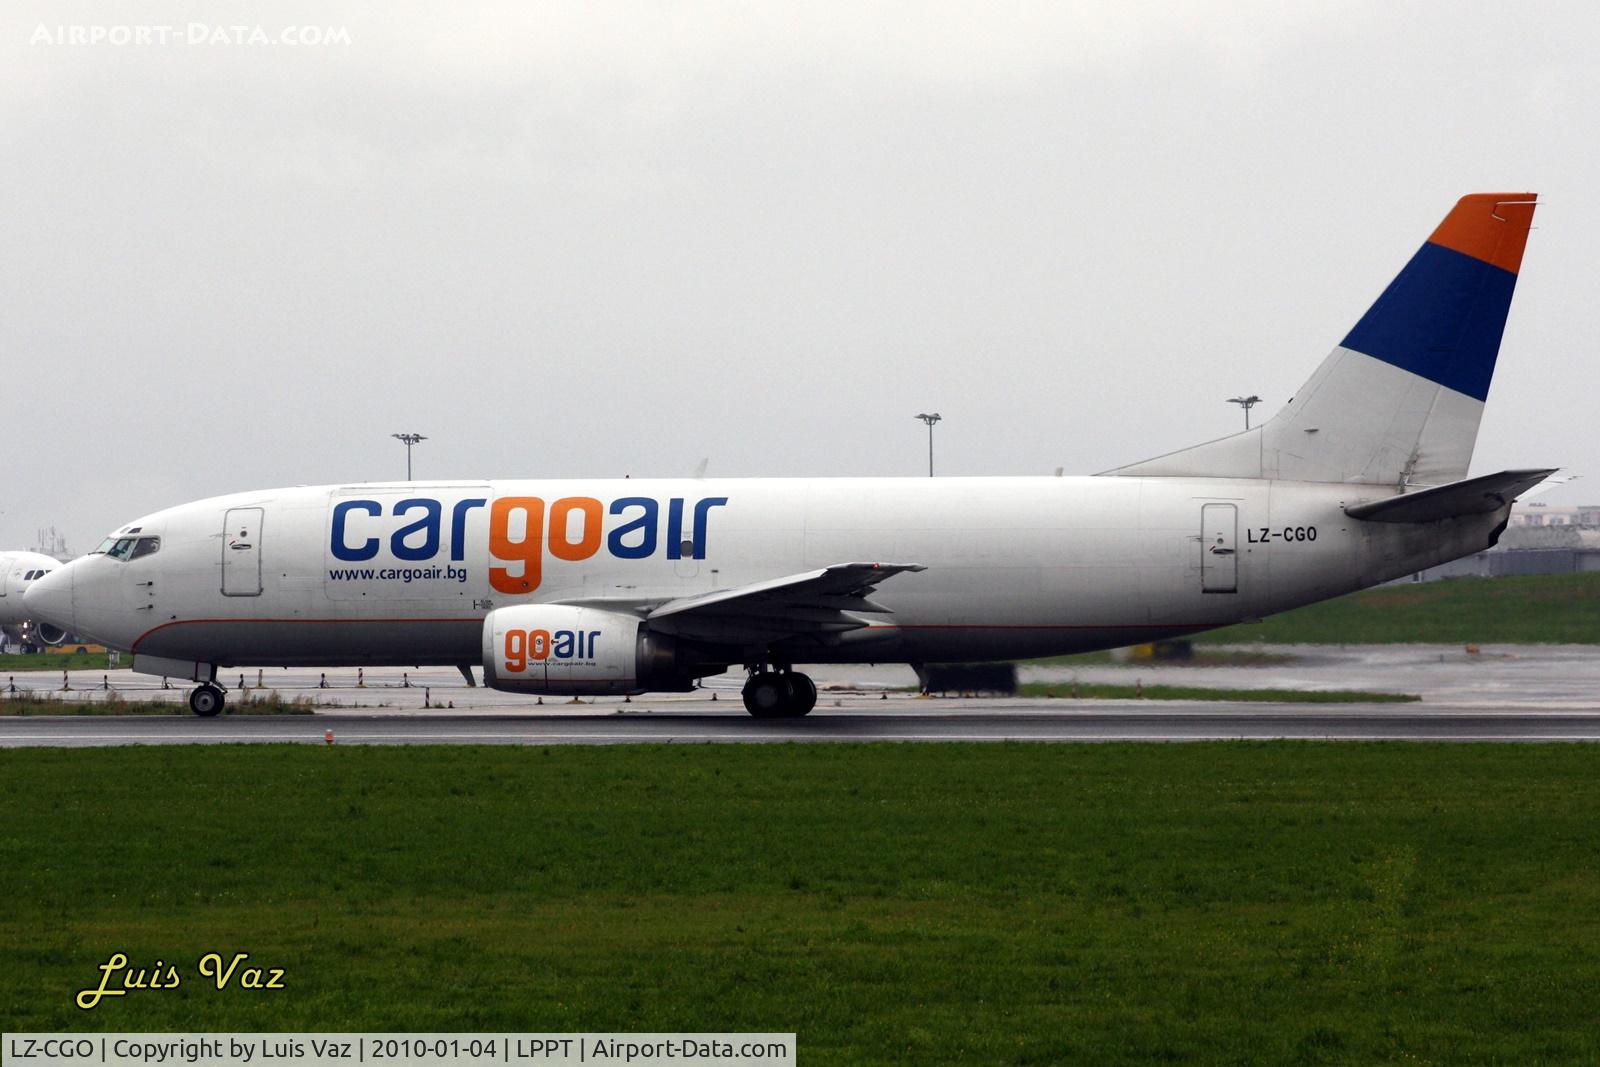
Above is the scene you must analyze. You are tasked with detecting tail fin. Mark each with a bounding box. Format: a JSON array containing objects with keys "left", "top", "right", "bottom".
[{"left": 1107, "top": 193, "right": 1537, "bottom": 487}]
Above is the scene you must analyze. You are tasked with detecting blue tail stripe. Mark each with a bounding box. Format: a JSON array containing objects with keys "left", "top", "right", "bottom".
[{"left": 1340, "top": 241, "right": 1518, "bottom": 402}]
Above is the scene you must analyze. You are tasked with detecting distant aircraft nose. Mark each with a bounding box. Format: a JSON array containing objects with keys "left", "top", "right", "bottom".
[{"left": 22, "top": 563, "right": 74, "bottom": 632}]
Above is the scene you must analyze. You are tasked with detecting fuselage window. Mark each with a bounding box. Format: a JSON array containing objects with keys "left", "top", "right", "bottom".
[{"left": 129, "top": 537, "right": 161, "bottom": 561}]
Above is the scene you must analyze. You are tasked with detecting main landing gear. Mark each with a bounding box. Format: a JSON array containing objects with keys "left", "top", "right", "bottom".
[
  {"left": 189, "top": 682, "right": 226, "bottom": 718},
  {"left": 741, "top": 667, "right": 817, "bottom": 718}
]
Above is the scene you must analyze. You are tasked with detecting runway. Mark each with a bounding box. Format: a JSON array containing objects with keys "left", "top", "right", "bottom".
[
  {"left": 7, "top": 703, "right": 1600, "bottom": 746},
  {"left": 5, "top": 652, "right": 1599, "bottom": 746}
]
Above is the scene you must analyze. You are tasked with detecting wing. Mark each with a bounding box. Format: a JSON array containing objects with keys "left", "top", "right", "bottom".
[{"left": 642, "top": 562, "right": 926, "bottom": 644}]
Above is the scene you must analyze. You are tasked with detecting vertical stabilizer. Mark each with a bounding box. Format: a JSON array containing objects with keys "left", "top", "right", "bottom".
[{"left": 1107, "top": 193, "right": 1537, "bottom": 486}]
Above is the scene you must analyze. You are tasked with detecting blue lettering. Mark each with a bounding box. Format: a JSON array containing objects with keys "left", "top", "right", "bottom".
[
  {"left": 331, "top": 500, "right": 382, "bottom": 561},
  {"left": 553, "top": 630, "right": 576, "bottom": 658},
  {"left": 607, "top": 497, "right": 658, "bottom": 559},
  {"left": 691, "top": 497, "right": 729, "bottom": 558},
  {"left": 450, "top": 498, "right": 487, "bottom": 561},
  {"left": 665, "top": 498, "right": 686, "bottom": 560},
  {"left": 390, "top": 498, "right": 442, "bottom": 561}
]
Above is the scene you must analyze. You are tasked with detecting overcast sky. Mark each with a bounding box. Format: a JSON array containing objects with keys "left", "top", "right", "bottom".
[{"left": 3, "top": 1, "right": 1596, "bottom": 552}]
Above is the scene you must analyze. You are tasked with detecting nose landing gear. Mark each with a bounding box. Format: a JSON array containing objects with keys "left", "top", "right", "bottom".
[
  {"left": 741, "top": 666, "right": 817, "bottom": 718},
  {"left": 188, "top": 682, "right": 226, "bottom": 717}
]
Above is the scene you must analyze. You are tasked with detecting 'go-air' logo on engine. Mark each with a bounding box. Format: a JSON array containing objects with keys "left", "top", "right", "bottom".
[
  {"left": 502, "top": 627, "right": 597, "bottom": 672},
  {"left": 330, "top": 494, "right": 729, "bottom": 595}
]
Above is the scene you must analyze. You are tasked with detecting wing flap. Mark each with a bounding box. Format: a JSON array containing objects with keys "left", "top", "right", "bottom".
[{"left": 644, "top": 562, "right": 926, "bottom": 643}]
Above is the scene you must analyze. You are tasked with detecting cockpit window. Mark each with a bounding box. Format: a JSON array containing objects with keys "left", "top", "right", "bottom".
[
  {"left": 104, "top": 536, "right": 160, "bottom": 562},
  {"left": 91, "top": 537, "right": 116, "bottom": 555}
]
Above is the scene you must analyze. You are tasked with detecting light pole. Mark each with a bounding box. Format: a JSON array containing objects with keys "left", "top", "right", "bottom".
[
  {"left": 915, "top": 413, "right": 942, "bottom": 476},
  {"left": 1226, "top": 395, "right": 1262, "bottom": 430},
  {"left": 391, "top": 433, "right": 427, "bottom": 480}
]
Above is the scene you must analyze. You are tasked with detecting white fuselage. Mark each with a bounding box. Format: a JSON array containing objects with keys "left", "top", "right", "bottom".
[
  {"left": 30, "top": 476, "right": 1498, "bottom": 672},
  {"left": 0, "top": 550, "right": 65, "bottom": 630}
]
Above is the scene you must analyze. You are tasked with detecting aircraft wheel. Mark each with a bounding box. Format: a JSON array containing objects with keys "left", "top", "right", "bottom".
[
  {"left": 742, "top": 674, "right": 790, "bottom": 718},
  {"left": 785, "top": 672, "right": 817, "bottom": 717},
  {"left": 189, "top": 683, "right": 226, "bottom": 718}
]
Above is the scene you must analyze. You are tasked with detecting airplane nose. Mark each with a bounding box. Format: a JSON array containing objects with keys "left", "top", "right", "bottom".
[{"left": 23, "top": 563, "right": 74, "bottom": 631}]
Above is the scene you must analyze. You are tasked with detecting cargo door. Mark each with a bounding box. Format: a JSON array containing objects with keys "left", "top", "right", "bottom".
[
  {"left": 222, "top": 507, "right": 264, "bottom": 596},
  {"left": 1200, "top": 503, "right": 1238, "bottom": 594}
]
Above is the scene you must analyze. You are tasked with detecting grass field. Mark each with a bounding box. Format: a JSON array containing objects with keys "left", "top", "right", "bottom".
[
  {"left": 3, "top": 744, "right": 1598, "bottom": 1064},
  {"left": 0, "top": 650, "right": 113, "bottom": 673},
  {"left": 1194, "top": 572, "right": 1600, "bottom": 645}
]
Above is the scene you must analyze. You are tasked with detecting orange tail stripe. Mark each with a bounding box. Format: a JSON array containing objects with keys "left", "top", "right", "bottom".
[{"left": 1426, "top": 192, "right": 1537, "bottom": 275}]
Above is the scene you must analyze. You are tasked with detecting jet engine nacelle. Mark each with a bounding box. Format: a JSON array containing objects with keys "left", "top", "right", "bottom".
[
  {"left": 481, "top": 605, "right": 698, "bottom": 695},
  {"left": 33, "top": 622, "right": 67, "bottom": 646}
]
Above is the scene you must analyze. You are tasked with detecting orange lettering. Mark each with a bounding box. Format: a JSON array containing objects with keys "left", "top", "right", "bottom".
[
  {"left": 504, "top": 630, "right": 526, "bottom": 672},
  {"left": 548, "top": 497, "right": 603, "bottom": 562},
  {"left": 489, "top": 497, "right": 544, "bottom": 594}
]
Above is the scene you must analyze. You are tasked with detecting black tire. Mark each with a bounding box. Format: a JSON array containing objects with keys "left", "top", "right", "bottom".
[
  {"left": 190, "top": 684, "right": 225, "bottom": 718},
  {"left": 741, "top": 675, "right": 789, "bottom": 718},
  {"left": 785, "top": 672, "right": 817, "bottom": 716}
]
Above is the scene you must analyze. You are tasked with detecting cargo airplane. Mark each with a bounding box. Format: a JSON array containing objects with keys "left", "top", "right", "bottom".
[
  {"left": 26, "top": 193, "right": 1548, "bottom": 717},
  {"left": 0, "top": 550, "right": 68, "bottom": 648}
]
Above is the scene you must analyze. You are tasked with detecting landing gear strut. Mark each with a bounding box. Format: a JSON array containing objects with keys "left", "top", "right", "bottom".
[
  {"left": 189, "top": 683, "right": 226, "bottom": 718},
  {"left": 742, "top": 667, "right": 817, "bottom": 718}
]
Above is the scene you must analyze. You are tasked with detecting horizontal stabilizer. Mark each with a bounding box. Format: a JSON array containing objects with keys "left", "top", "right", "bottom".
[{"left": 1344, "top": 468, "right": 1555, "bottom": 524}]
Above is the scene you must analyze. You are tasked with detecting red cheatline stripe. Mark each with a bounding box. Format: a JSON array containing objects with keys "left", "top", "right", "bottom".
[{"left": 132, "top": 616, "right": 480, "bottom": 651}]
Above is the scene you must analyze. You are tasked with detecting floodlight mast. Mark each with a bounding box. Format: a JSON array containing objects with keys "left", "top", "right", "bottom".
[
  {"left": 391, "top": 433, "right": 427, "bottom": 480},
  {"left": 1226, "top": 395, "right": 1262, "bottom": 430},
  {"left": 915, "top": 413, "right": 942, "bottom": 476}
]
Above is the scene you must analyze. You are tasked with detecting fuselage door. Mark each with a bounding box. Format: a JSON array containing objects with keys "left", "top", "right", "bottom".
[
  {"left": 222, "top": 507, "right": 264, "bottom": 596},
  {"left": 1200, "top": 503, "right": 1238, "bottom": 594}
]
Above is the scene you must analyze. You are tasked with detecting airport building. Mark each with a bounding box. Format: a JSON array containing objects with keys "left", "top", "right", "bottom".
[
  {"left": 1406, "top": 503, "right": 1600, "bottom": 581},
  {"left": 1509, "top": 502, "right": 1600, "bottom": 527}
]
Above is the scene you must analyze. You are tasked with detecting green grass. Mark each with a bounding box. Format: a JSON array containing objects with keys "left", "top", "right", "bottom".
[
  {"left": 1018, "top": 682, "right": 1418, "bottom": 703},
  {"left": 0, "top": 692, "right": 314, "bottom": 715},
  {"left": 0, "top": 650, "right": 113, "bottom": 672},
  {"left": 1195, "top": 572, "right": 1600, "bottom": 644},
  {"left": 4, "top": 744, "right": 1599, "bottom": 1064}
]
